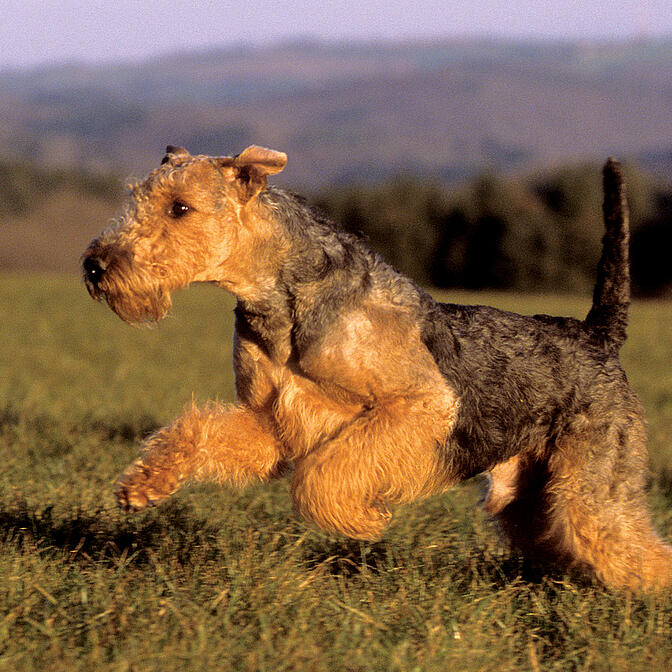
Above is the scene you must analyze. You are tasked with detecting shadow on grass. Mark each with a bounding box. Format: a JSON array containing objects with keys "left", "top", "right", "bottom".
[
  {"left": 1, "top": 400, "right": 161, "bottom": 439},
  {"left": 86, "top": 415, "right": 161, "bottom": 442},
  {"left": 297, "top": 531, "right": 593, "bottom": 593},
  {"left": 300, "top": 536, "right": 395, "bottom": 577},
  {"left": 0, "top": 491, "right": 596, "bottom": 592},
  {"left": 0, "top": 498, "right": 222, "bottom": 568}
]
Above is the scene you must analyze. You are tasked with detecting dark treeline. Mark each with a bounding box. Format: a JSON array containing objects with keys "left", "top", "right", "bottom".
[
  {"left": 1, "top": 158, "right": 671, "bottom": 292},
  {"left": 314, "top": 164, "right": 672, "bottom": 297}
]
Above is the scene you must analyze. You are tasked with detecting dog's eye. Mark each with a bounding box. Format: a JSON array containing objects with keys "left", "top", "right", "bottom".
[{"left": 169, "top": 201, "right": 190, "bottom": 218}]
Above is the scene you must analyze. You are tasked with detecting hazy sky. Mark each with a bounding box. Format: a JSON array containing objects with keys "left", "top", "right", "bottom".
[{"left": 2, "top": 0, "right": 671, "bottom": 70}]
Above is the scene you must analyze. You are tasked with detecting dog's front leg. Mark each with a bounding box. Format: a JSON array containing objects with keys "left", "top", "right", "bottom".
[
  {"left": 115, "top": 402, "right": 283, "bottom": 511},
  {"left": 290, "top": 393, "right": 459, "bottom": 539}
]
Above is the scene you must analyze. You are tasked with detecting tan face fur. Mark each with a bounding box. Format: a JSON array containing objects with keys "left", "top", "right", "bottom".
[{"left": 82, "top": 146, "right": 287, "bottom": 324}]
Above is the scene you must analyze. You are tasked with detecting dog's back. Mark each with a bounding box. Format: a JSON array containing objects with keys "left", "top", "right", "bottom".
[{"left": 418, "top": 159, "right": 634, "bottom": 475}]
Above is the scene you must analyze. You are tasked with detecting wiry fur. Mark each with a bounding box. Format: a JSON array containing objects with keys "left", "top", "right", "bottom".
[{"left": 82, "top": 146, "right": 672, "bottom": 591}]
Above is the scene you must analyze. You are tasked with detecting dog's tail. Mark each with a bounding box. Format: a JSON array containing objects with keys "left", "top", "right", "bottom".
[{"left": 584, "top": 158, "right": 630, "bottom": 352}]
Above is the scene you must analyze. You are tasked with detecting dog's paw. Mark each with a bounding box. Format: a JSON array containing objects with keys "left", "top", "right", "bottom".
[{"left": 114, "top": 459, "right": 179, "bottom": 512}]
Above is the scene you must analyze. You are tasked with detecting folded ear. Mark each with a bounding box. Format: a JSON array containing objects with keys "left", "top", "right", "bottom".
[
  {"left": 231, "top": 145, "right": 287, "bottom": 201},
  {"left": 161, "top": 145, "right": 190, "bottom": 165}
]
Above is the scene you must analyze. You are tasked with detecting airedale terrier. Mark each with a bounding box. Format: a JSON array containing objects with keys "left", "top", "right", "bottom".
[{"left": 82, "top": 145, "right": 672, "bottom": 590}]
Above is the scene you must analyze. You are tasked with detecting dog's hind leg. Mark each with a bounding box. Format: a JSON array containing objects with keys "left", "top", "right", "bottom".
[{"left": 492, "top": 409, "right": 672, "bottom": 590}]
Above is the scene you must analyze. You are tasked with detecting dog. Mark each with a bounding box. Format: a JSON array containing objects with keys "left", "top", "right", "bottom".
[{"left": 82, "top": 145, "right": 672, "bottom": 590}]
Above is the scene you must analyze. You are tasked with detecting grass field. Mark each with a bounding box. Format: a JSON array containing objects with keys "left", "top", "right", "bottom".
[{"left": 0, "top": 274, "right": 671, "bottom": 671}]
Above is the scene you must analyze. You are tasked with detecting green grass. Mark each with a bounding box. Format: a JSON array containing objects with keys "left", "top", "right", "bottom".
[{"left": 0, "top": 275, "right": 671, "bottom": 671}]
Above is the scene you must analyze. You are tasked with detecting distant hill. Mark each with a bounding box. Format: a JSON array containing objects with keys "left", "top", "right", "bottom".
[
  {"left": 0, "top": 160, "right": 122, "bottom": 272},
  {"left": 1, "top": 39, "right": 672, "bottom": 187}
]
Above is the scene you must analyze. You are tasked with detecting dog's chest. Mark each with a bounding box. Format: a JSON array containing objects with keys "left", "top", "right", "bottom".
[{"left": 271, "top": 368, "right": 365, "bottom": 458}]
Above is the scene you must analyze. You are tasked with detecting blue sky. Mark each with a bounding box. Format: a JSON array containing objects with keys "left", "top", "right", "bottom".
[{"left": 2, "top": 0, "right": 670, "bottom": 70}]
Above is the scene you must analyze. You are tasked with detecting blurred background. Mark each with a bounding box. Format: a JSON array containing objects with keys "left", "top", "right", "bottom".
[{"left": 1, "top": 0, "right": 671, "bottom": 294}]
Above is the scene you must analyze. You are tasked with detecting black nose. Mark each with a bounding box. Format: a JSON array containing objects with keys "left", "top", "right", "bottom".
[{"left": 83, "top": 256, "right": 106, "bottom": 288}]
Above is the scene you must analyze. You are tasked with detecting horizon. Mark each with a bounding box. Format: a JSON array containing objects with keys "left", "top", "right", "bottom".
[
  {"left": 3, "top": 32, "right": 671, "bottom": 75},
  {"left": 3, "top": 0, "right": 671, "bottom": 71}
]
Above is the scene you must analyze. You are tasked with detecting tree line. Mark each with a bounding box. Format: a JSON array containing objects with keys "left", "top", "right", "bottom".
[
  {"left": 1, "top": 158, "right": 670, "bottom": 294},
  {"left": 313, "top": 163, "right": 672, "bottom": 296}
]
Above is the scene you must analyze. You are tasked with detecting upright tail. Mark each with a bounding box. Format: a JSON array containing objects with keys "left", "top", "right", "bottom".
[{"left": 584, "top": 158, "right": 630, "bottom": 352}]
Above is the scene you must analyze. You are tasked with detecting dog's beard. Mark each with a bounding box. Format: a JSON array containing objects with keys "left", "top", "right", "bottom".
[
  {"left": 83, "top": 253, "right": 174, "bottom": 325},
  {"left": 100, "top": 281, "right": 173, "bottom": 325}
]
